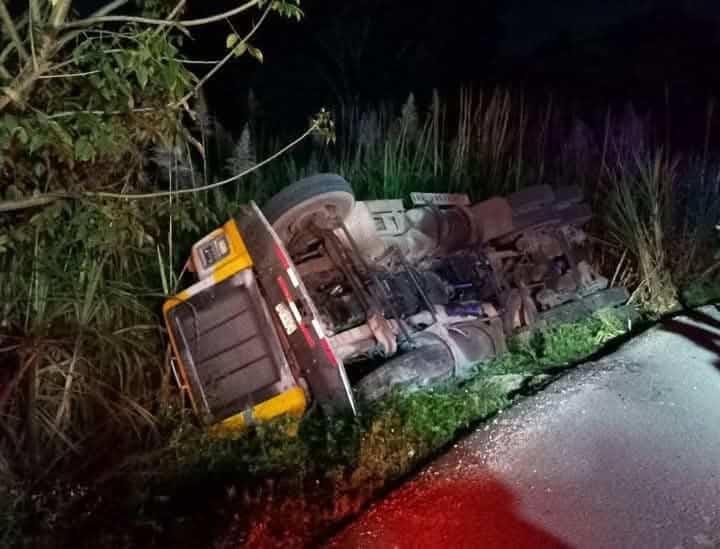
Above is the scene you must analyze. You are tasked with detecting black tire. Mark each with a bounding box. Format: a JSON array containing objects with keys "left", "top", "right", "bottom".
[{"left": 262, "top": 173, "right": 354, "bottom": 225}]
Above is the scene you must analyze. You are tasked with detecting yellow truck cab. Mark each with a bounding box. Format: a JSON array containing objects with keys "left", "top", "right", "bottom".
[{"left": 163, "top": 201, "right": 356, "bottom": 432}]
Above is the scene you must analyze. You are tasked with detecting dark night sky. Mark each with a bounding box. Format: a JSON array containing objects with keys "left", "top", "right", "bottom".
[
  {"left": 177, "top": 0, "right": 720, "bottom": 132},
  {"left": 497, "top": 0, "right": 720, "bottom": 56},
  {"left": 31, "top": 0, "right": 720, "bottom": 133}
]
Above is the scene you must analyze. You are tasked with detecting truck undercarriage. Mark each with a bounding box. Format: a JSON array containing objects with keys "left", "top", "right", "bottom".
[{"left": 164, "top": 174, "right": 627, "bottom": 429}]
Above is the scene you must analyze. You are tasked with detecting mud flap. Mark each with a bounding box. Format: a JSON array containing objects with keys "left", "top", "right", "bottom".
[{"left": 235, "top": 202, "right": 357, "bottom": 415}]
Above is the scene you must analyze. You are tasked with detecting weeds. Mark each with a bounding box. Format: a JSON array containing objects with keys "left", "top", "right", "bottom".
[
  {"left": 604, "top": 150, "right": 680, "bottom": 313},
  {"left": 680, "top": 280, "right": 720, "bottom": 308},
  {"left": 480, "top": 311, "right": 626, "bottom": 379},
  {"left": 316, "top": 88, "right": 533, "bottom": 200},
  {"left": 0, "top": 195, "right": 236, "bottom": 487}
]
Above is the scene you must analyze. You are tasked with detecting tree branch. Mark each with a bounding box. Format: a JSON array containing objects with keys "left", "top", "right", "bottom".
[
  {"left": 1, "top": 23, "right": 27, "bottom": 65},
  {"left": 0, "top": 62, "right": 44, "bottom": 111},
  {"left": 37, "top": 69, "right": 101, "bottom": 80},
  {"left": 173, "top": 1, "right": 271, "bottom": 108},
  {"left": 92, "top": 0, "right": 129, "bottom": 18},
  {"left": 163, "top": 0, "right": 187, "bottom": 23},
  {"left": 0, "top": 0, "right": 129, "bottom": 112},
  {"left": 29, "top": 0, "right": 41, "bottom": 22},
  {"left": 28, "top": 0, "right": 39, "bottom": 71},
  {"left": 49, "top": 0, "right": 73, "bottom": 29},
  {"left": 0, "top": 194, "right": 70, "bottom": 213},
  {"left": 45, "top": 106, "right": 155, "bottom": 118},
  {"left": 0, "top": 1, "right": 30, "bottom": 63},
  {"left": 90, "top": 121, "right": 317, "bottom": 199},
  {"left": 0, "top": 122, "right": 317, "bottom": 210},
  {"left": 62, "top": 0, "right": 261, "bottom": 30}
]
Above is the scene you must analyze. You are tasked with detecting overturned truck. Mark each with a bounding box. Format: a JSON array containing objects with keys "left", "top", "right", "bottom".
[{"left": 163, "top": 174, "right": 626, "bottom": 430}]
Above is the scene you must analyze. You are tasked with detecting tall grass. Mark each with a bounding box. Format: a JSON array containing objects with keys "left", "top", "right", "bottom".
[
  {"left": 0, "top": 202, "right": 167, "bottom": 487},
  {"left": 604, "top": 150, "right": 680, "bottom": 312},
  {"left": 319, "top": 88, "right": 533, "bottom": 199},
  {"left": 251, "top": 88, "right": 720, "bottom": 312}
]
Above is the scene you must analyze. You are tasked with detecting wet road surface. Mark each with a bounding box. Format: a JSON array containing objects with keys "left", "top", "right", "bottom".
[{"left": 327, "top": 307, "right": 720, "bottom": 549}]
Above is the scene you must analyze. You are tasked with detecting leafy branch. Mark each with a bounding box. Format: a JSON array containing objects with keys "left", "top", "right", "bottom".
[
  {"left": 0, "top": 0, "right": 115, "bottom": 112},
  {"left": 62, "top": 0, "right": 263, "bottom": 30},
  {"left": 174, "top": 0, "right": 272, "bottom": 108},
  {"left": 0, "top": 108, "right": 334, "bottom": 210},
  {"left": 0, "top": 0, "right": 305, "bottom": 203},
  {"left": 0, "top": 0, "right": 301, "bottom": 114}
]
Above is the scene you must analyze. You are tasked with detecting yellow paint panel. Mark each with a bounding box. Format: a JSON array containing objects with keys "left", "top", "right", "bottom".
[
  {"left": 200, "top": 221, "right": 252, "bottom": 276},
  {"left": 210, "top": 386, "right": 307, "bottom": 437},
  {"left": 223, "top": 219, "right": 253, "bottom": 268},
  {"left": 163, "top": 220, "right": 253, "bottom": 315},
  {"left": 192, "top": 220, "right": 254, "bottom": 286}
]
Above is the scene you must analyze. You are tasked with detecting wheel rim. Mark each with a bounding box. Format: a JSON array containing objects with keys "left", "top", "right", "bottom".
[{"left": 271, "top": 190, "right": 355, "bottom": 242}]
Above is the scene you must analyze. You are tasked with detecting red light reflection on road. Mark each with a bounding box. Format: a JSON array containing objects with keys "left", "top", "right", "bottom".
[{"left": 328, "top": 475, "right": 570, "bottom": 549}]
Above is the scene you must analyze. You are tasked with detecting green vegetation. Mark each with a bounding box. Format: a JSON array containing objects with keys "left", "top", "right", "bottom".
[
  {"left": 0, "top": 0, "right": 305, "bottom": 470},
  {"left": 3, "top": 91, "right": 719, "bottom": 545},
  {"left": 484, "top": 310, "right": 627, "bottom": 377}
]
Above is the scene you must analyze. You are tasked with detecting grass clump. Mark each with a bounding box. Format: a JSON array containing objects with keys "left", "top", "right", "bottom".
[
  {"left": 0, "top": 201, "right": 166, "bottom": 484},
  {"left": 483, "top": 311, "right": 626, "bottom": 377},
  {"left": 604, "top": 151, "right": 680, "bottom": 313}
]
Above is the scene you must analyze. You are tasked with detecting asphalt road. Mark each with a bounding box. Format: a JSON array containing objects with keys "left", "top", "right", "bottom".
[{"left": 326, "top": 307, "right": 720, "bottom": 549}]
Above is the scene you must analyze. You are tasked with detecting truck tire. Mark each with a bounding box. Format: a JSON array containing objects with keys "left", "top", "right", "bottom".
[{"left": 262, "top": 173, "right": 355, "bottom": 242}]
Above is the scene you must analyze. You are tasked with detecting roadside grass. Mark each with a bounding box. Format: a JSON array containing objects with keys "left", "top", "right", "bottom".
[
  {"left": 171, "top": 311, "right": 626, "bottom": 476},
  {"left": 484, "top": 310, "right": 628, "bottom": 377}
]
